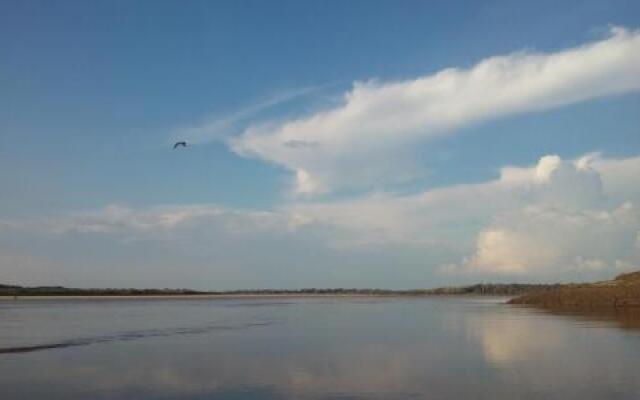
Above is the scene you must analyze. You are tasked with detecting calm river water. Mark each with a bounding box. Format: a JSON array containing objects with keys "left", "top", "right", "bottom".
[{"left": 1, "top": 297, "right": 639, "bottom": 399}]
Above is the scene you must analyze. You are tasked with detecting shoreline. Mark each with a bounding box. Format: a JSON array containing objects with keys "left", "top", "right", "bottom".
[{"left": 0, "top": 293, "right": 514, "bottom": 301}]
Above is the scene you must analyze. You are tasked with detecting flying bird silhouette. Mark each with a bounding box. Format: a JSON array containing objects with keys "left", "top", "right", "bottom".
[{"left": 173, "top": 141, "right": 187, "bottom": 149}]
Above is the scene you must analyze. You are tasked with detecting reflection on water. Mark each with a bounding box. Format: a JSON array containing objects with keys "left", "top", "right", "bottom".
[
  {"left": 0, "top": 297, "right": 638, "bottom": 399},
  {"left": 473, "top": 313, "right": 568, "bottom": 365},
  {"left": 535, "top": 307, "right": 640, "bottom": 331}
]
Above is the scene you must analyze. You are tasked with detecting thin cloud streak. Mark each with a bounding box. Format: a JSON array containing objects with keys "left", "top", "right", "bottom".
[{"left": 173, "top": 85, "right": 326, "bottom": 144}]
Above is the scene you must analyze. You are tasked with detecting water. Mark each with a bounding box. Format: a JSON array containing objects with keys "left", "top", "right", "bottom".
[{"left": 0, "top": 297, "right": 639, "bottom": 399}]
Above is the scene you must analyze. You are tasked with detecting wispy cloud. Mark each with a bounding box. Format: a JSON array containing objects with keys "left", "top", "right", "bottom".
[
  {"left": 173, "top": 85, "right": 325, "bottom": 144},
  {"left": 231, "top": 27, "right": 640, "bottom": 195},
  {"left": 40, "top": 204, "right": 291, "bottom": 239}
]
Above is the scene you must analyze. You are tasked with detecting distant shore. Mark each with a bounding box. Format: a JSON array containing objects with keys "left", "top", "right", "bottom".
[
  {"left": 0, "top": 291, "right": 520, "bottom": 301},
  {"left": 6, "top": 272, "right": 639, "bottom": 306},
  {"left": 0, "top": 293, "right": 434, "bottom": 301},
  {"left": 0, "top": 283, "right": 561, "bottom": 300}
]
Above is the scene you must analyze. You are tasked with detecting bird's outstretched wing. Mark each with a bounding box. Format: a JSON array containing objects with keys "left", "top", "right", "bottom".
[{"left": 173, "top": 141, "right": 187, "bottom": 149}]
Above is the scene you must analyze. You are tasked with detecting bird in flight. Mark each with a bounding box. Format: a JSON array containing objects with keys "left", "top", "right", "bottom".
[{"left": 173, "top": 141, "right": 187, "bottom": 149}]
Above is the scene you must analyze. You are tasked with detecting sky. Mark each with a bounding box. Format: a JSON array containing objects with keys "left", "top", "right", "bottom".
[{"left": 1, "top": 0, "right": 639, "bottom": 289}]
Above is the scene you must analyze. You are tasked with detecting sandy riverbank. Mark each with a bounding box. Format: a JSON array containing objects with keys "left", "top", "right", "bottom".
[{"left": 508, "top": 271, "right": 640, "bottom": 308}]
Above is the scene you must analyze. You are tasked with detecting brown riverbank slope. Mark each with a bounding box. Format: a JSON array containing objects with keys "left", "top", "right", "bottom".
[{"left": 508, "top": 271, "right": 640, "bottom": 308}]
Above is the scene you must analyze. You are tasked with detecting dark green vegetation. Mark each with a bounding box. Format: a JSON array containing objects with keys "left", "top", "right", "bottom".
[
  {"left": 509, "top": 271, "right": 640, "bottom": 308},
  {"left": 0, "top": 285, "right": 203, "bottom": 297},
  {"left": 0, "top": 283, "right": 564, "bottom": 297}
]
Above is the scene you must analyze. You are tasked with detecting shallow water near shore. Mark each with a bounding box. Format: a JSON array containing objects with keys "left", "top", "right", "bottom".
[{"left": 1, "top": 297, "right": 639, "bottom": 399}]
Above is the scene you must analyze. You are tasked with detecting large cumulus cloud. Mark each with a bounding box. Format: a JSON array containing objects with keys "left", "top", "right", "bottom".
[
  {"left": 442, "top": 155, "right": 640, "bottom": 277},
  {"left": 292, "top": 154, "right": 640, "bottom": 278}
]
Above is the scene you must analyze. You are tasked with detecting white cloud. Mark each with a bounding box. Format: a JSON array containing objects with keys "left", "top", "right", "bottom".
[
  {"left": 231, "top": 27, "right": 640, "bottom": 194},
  {"left": 442, "top": 155, "right": 640, "bottom": 277},
  {"left": 289, "top": 153, "right": 640, "bottom": 277},
  {"left": 42, "top": 204, "right": 293, "bottom": 240},
  {"left": 286, "top": 154, "right": 607, "bottom": 247},
  {"left": 511, "top": 153, "right": 605, "bottom": 208},
  {"left": 457, "top": 203, "right": 639, "bottom": 276},
  {"left": 5, "top": 154, "right": 639, "bottom": 282},
  {"left": 592, "top": 154, "right": 640, "bottom": 202}
]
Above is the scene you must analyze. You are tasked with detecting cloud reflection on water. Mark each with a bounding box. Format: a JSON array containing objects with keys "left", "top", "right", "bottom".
[{"left": 1, "top": 299, "right": 639, "bottom": 400}]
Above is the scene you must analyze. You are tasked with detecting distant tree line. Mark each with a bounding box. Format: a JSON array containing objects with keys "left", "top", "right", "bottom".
[
  {"left": 0, "top": 283, "right": 566, "bottom": 297},
  {"left": 0, "top": 284, "right": 203, "bottom": 296}
]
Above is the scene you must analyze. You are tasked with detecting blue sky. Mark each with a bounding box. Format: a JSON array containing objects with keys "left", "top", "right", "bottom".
[{"left": 1, "top": 1, "right": 639, "bottom": 289}]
